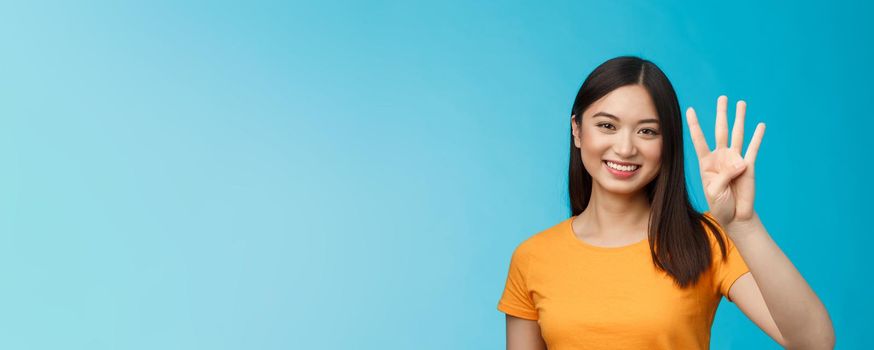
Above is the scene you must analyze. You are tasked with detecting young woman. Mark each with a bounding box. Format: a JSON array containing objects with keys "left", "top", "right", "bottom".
[{"left": 497, "top": 56, "right": 835, "bottom": 349}]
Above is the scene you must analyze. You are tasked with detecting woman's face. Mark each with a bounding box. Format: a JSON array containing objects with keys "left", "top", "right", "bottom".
[{"left": 571, "top": 84, "right": 663, "bottom": 195}]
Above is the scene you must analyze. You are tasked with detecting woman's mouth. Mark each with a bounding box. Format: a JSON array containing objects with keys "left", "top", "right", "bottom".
[{"left": 603, "top": 160, "right": 640, "bottom": 179}]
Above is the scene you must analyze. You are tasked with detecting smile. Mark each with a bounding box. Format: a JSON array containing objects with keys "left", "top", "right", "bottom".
[{"left": 603, "top": 160, "right": 640, "bottom": 178}]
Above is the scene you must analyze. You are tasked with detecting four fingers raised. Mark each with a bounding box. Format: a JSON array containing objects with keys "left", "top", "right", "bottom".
[{"left": 687, "top": 96, "right": 763, "bottom": 164}]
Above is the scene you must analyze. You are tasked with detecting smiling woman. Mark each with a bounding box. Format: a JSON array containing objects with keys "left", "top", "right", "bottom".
[
  {"left": 497, "top": 56, "right": 835, "bottom": 350},
  {"left": 575, "top": 85, "right": 663, "bottom": 194}
]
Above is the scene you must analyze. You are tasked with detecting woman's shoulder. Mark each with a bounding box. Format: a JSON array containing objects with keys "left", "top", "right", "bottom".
[{"left": 512, "top": 216, "right": 574, "bottom": 256}]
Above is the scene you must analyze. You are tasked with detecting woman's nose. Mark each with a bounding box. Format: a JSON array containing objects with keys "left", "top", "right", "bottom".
[{"left": 613, "top": 134, "right": 637, "bottom": 157}]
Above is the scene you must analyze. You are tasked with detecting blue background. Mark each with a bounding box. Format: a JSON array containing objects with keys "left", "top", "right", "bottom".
[{"left": 1, "top": 1, "right": 870, "bottom": 349}]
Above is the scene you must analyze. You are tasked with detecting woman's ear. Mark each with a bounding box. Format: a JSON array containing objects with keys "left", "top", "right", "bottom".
[{"left": 571, "top": 115, "right": 581, "bottom": 148}]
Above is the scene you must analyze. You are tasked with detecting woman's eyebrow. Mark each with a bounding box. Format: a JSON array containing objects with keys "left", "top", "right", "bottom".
[{"left": 592, "top": 111, "right": 659, "bottom": 124}]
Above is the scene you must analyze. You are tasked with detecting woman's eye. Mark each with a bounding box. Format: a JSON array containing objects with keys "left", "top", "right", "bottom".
[{"left": 595, "top": 123, "right": 659, "bottom": 135}]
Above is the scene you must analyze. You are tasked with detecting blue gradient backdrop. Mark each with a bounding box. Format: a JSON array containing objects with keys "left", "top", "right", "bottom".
[{"left": 1, "top": 1, "right": 870, "bottom": 349}]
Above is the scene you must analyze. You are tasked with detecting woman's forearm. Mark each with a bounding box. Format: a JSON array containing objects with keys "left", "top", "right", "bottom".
[{"left": 726, "top": 213, "right": 835, "bottom": 349}]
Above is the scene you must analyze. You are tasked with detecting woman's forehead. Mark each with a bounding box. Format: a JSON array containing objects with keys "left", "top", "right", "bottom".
[{"left": 585, "top": 86, "right": 658, "bottom": 122}]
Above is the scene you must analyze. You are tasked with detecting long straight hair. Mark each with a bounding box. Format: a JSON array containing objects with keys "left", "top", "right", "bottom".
[{"left": 568, "top": 56, "right": 728, "bottom": 288}]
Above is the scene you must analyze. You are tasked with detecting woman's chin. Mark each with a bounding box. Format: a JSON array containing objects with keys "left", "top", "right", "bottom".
[{"left": 596, "top": 176, "right": 654, "bottom": 195}]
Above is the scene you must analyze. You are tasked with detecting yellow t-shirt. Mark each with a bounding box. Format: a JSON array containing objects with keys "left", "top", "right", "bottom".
[{"left": 497, "top": 212, "right": 750, "bottom": 350}]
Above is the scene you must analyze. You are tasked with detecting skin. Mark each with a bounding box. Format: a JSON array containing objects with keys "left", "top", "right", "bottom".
[
  {"left": 506, "top": 91, "right": 836, "bottom": 349},
  {"left": 687, "top": 97, "right": 835, "bottom": 349},
  {"left": 569, "top": 85, "right": 662, "bottom": 247}
]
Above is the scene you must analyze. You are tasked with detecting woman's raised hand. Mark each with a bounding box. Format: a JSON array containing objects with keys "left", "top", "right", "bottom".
[{"left": 685, "top": 96, "right": 766, "bottom": 226}]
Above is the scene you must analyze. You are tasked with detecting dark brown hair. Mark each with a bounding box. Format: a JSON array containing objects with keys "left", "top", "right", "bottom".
[{"left": 568, "top": 56, "right": 728, "bottom": 288}]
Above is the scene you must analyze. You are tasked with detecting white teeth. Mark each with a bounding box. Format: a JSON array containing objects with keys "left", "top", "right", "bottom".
[{"left": 606, "top": 161, "right": 640, "bottom": 172}]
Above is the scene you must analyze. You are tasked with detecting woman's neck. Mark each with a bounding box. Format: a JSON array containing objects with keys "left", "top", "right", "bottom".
[{"left": 576, "top": 185, "right": 651, "bottom": 241}]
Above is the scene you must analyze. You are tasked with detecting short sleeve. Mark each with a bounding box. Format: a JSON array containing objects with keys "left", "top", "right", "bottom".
[
  {"left": 497, "top": 244, "right": 538, "bottom": 320},
  {"left": 704, "top": 212, "right": 751, "bottom": 303}
]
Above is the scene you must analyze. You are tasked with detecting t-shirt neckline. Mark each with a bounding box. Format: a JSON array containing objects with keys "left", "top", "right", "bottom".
[{"left": 564, "top": 216, "right": 649, "bottom": 252}]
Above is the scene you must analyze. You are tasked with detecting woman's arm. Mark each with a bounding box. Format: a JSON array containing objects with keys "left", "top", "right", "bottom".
[
  {"left": 685, "top": 96, "right": 835, "bottom": 348},
  {"left": 506, "top": 315, "right": 547, "bottom": 350},
  {"left": 726, "top": 213, "right": 835, "bottom": 349}
]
